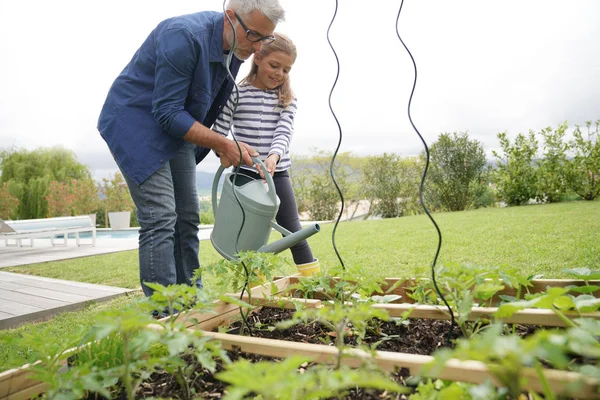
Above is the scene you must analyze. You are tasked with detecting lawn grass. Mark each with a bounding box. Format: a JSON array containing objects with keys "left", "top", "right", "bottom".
[{"left": 1, "top": 200, "right": 598, "bottom": 372}]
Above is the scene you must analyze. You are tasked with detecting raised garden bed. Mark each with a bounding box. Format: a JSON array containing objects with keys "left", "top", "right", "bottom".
[{"left": 2, "top": 273, "right": 600, "bottom": 399}]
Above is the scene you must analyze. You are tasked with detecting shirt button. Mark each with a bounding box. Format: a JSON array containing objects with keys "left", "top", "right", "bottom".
[{"left": 159, "top": 159, "right": 164, "bottom": 163}]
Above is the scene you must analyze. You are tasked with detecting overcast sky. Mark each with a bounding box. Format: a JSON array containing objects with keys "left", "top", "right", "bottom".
[{"left": 1, "top": 0, "right": 599, "bottom": 180}]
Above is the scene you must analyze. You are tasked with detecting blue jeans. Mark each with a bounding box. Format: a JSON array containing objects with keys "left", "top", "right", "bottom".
[{"left": 121, "top": 142, "right": 202, "bottom": 297}]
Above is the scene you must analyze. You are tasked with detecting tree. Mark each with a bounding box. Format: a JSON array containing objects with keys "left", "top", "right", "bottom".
[
  {"left": 291, "top": 150, "right": 361, "bottom": 221},
  {"left": 424, "top": 132, "right": 487, "bottom": 211},
  {"left": 536, "top": 122, "right": 569, "bottom": 203},
  {"left": 492, "top": 131, "right": 539, "bottom": 206},
  {"left": 0, "top": 182, "right": 19, "bottom": 219},
  {"left": 0, "top": 147, "right": 91, "bottom": 219},
  {"left": 46, "top": 181, "right": 73, "bottom": 217},
  {"left": 361, "top": 153, "right": 421, "bottom": 218},
  {"left": 99, "top": 172, "right": 135, "bottom": 227},
  {"left": 46, "top": 178, "right": 100, "bottom": 217},
  {"left": 566, "top": 120, "right": 600, "bottom": 201}
]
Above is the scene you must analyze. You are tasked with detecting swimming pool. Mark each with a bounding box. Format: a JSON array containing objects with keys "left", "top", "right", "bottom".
[
  {"left": 65, "top": 226, "right": 213, "bottom": 240},
  {"left": 66, "top": 228, "right": 140, "bottom": 239}
]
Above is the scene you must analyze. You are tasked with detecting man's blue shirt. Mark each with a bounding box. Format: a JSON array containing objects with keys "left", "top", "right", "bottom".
[{"left": 98, "top": 11, "right": 242, "bottom": 185}]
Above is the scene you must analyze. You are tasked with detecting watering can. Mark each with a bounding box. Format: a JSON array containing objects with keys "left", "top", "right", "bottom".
[{"left": 211, "top": 157, "right": 320, "bottom": 261}]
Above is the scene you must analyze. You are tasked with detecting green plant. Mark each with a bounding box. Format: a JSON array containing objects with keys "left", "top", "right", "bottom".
[
  {"left": 495, "top": 286, "right": 600, "bottom": 327},
  {"left": 36, "top": 283, "right": 230, "bottom": 400},
  {"left": 289, "top": 264, "right": 388, "bottom": 304},
  {"left": 0, "top": 181, "right": 19, "bottom": 219},
  {"left": 408, "top": 263, "right": 507, "bottom": 338},
  {"left": 0, "top": 146, "right": 92, "bottom": 219},
  {"left": 362, "top": 153, "right": 421, "bottom": 218},
  {"left": 536, "top": 122, "right": 570, "bottom": 203},
  {"left": 100, "top": 172, "right": 134, "bottom": 227},
  {"left": 424, "top": 131, "right": 487, "bottom": 212},
  {"left": 427, "top": 320, "right": 600, "bottom": 399},
  {"left": 204, "top": 251, "right": 290, "bottom": 295},
  {"left": 566, "top": 120, "right": 600, "bottom": 201},
  {"left": 492, "top": 131, "right": 539, "bottom": 206},
  {"left": 216, "top": 355, "right": 407, "bottom": 400},
  {"left": 409, "top": 378, "right": 507, "bottom": 400}
]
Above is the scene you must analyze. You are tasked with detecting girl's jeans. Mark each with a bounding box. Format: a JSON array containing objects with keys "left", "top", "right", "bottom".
[{"left": 121, "top": 142, "right": 202, "bottom": 297}]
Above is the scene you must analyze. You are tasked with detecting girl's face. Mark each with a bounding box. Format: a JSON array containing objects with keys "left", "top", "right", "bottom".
[{"left": 252, "top": 50, "right": 294, "bottom": 90}]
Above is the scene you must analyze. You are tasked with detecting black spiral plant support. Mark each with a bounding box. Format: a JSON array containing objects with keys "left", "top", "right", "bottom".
[
  {"left": 395, "top": 0, "right": 456, "bottom": 343},
  {"left": 326, "top": 0, "right": 346, "bottom": 275}
]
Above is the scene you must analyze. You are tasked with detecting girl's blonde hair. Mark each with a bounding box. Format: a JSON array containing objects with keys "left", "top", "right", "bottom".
[{"left": 240, "top": 32, "right": 297, "bottom": 107}]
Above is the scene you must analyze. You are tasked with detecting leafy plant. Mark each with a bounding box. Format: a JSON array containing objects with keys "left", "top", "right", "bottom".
[
  {"left": 566, "top": 119, "right": 600, "bottom": 201},
  {"left": 423, "top": 131, "right": 487, "bottom": 212},
  {"left": 288, "top": 264, "right": 388, "bottom": 304},
  {"left": 0, "top": 181, "right": 19, "bottom": 219},
  {"left": 495, "top": 286, "right": 600, "bottom": 327},
  {"left": 409, "top": 378, "right": 507, "bottom": 400},
  {"left": 428, "top": 320, "right": 600, "bottom": 399},
  {"left": 536, "top": 122, "right": 569, "bottom": 203},
  {"left": 204, "top": 251, "right": 289, "bottom": 297},
  {"left": 216, "top": 355, "right": 407, "bottom": 400},
  {"left": 408, "top": 263, "right": 507, "bottom": 338},
  {"left": 362, "top": 153, "right": 421, "bottom": 218},
  {"left": 0, "top": 146, "right": 92, "bottom": 219},
  {"left": 492, "top": 131, "right": 539, "bottom": 206}
]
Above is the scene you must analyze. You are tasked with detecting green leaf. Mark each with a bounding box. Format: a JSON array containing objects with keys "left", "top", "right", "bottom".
[
  {"left": 573, "top": 295, "right": 600, "bottom": 313},
  {"left": 567, "top": 285, "right": 600, "bottom": 294},
  {"left": 552, "top": 295, "right": 576, "bottom": 311},
  {"left": 564, "top": 267, "right": 600, "bottom": 280}
]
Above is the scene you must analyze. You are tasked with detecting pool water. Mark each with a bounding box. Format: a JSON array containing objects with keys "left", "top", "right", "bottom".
[{"left": 64, "top": 229, "right": 140, "bottom": 239}]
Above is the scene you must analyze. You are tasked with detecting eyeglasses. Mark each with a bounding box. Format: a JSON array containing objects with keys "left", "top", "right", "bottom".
[{"left": 233, "top": 12, "right": 276, "bottom": 45}]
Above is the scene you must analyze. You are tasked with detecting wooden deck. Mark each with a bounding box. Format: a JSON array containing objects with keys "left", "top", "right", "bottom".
[{"left": 0, "top": 271, "right": 136, "bottom": 330}]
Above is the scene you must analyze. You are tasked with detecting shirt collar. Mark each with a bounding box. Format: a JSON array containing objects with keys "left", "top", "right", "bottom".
[{"left": 209, "top": 12, "right": 229, "bottom": 63}]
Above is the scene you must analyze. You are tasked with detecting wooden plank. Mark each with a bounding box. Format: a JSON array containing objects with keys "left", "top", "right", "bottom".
[
  {"left": 239, "top": 295, "right": 322, "bottom": 310},
  {"left": 11, "top": 287, "right": 91, "bottom": 303},
  {"left": 372, "top": 303, "right": 600, "bottom": 327},
  {"left": 168, "top": 277, "right": 292, "bottom": 330},
  {"left": 0, "top": 292, "right": 134, "bottom": 331},
  {"left": 0, "top": 311, "right": 13, "bottom": 319},
  {"left": 0, "top": 272, "right": 130, "bottom": 294},
  {"left": 200, "top": 330, "right": 599, "bottom": 399},
  {"left": 281, "top": 276, "right": 600, "bottom": 305},
  {"left": 0, "top": 365, "right": 46, "bottom": 400},
  {"left": 0, "top": 282, "right": 26, "bottom": 291},
  {"left": 5, "top": 278, "right": 120, "bottom": 299},
  {"left": 236, "top": 293, "right": 600, "bottom": 328},
  {"left": 0, "top": 289, "right": 69, "bottom": 309},
  {"left": 6, "top": 382, "right": 49, "bottom": 400},
  {"left": 0, "top": 299, "right": 43, "bottom": 316}
]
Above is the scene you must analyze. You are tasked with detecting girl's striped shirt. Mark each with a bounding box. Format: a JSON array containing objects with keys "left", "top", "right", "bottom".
[{"left": 212, "top": 84, "right": 297, "bottom": 173}]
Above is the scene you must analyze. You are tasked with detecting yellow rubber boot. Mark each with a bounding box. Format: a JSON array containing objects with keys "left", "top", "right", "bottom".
[{"left": 296, "top": 259, "right": 320, "bottom": 277}]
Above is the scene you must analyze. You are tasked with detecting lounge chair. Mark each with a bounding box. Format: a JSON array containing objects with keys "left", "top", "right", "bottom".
[{"left": 0, "top": 216, "right": 96, "bottom": 247}]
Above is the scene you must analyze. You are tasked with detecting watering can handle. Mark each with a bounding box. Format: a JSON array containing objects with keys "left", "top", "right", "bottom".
[{"left": 211, "top": 157, "right": 278, "bottom": 220}]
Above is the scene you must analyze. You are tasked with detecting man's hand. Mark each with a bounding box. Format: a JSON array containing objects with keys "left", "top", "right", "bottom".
[{"left": 219, "top": 140, "right": 257, "bottom": 168}]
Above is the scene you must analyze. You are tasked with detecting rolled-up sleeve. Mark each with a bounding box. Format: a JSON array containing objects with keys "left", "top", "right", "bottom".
[
  {"left": 269, "top": 99, "right": 297, "bottom": 158},
  {"left": 152, "top": 28, "right": 201, "bottom": 138}
]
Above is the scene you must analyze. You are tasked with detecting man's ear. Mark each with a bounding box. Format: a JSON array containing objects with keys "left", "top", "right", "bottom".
[{"left": 224, "top": 9, "right": 236, "bottom": 24}]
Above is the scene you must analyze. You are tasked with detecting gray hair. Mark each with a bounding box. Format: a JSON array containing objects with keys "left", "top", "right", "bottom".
[{"left": 226, "top": 0, "right": 285, "bottom": 24}]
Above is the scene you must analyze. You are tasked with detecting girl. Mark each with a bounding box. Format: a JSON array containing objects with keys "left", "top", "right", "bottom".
[{"left": 213, "top": 32, "right": 319, "bottom": 276}]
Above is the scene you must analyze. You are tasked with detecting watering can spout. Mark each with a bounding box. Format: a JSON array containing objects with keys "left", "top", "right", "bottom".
[{"left": 257, "top": 223, "right": 320, "bottom": 255}]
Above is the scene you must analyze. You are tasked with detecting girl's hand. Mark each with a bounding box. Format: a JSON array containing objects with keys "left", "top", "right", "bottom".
[
  {"left": 256, "top": 154, "right": 279, "bottom": 179},
  {"left": 262, "top": 154, "right": 279, "bottom": 178}
]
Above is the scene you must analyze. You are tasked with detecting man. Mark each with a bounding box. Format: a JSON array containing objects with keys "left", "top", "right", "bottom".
[{"left": 97, "top": 0, "right": 286, "bottom": 297}]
